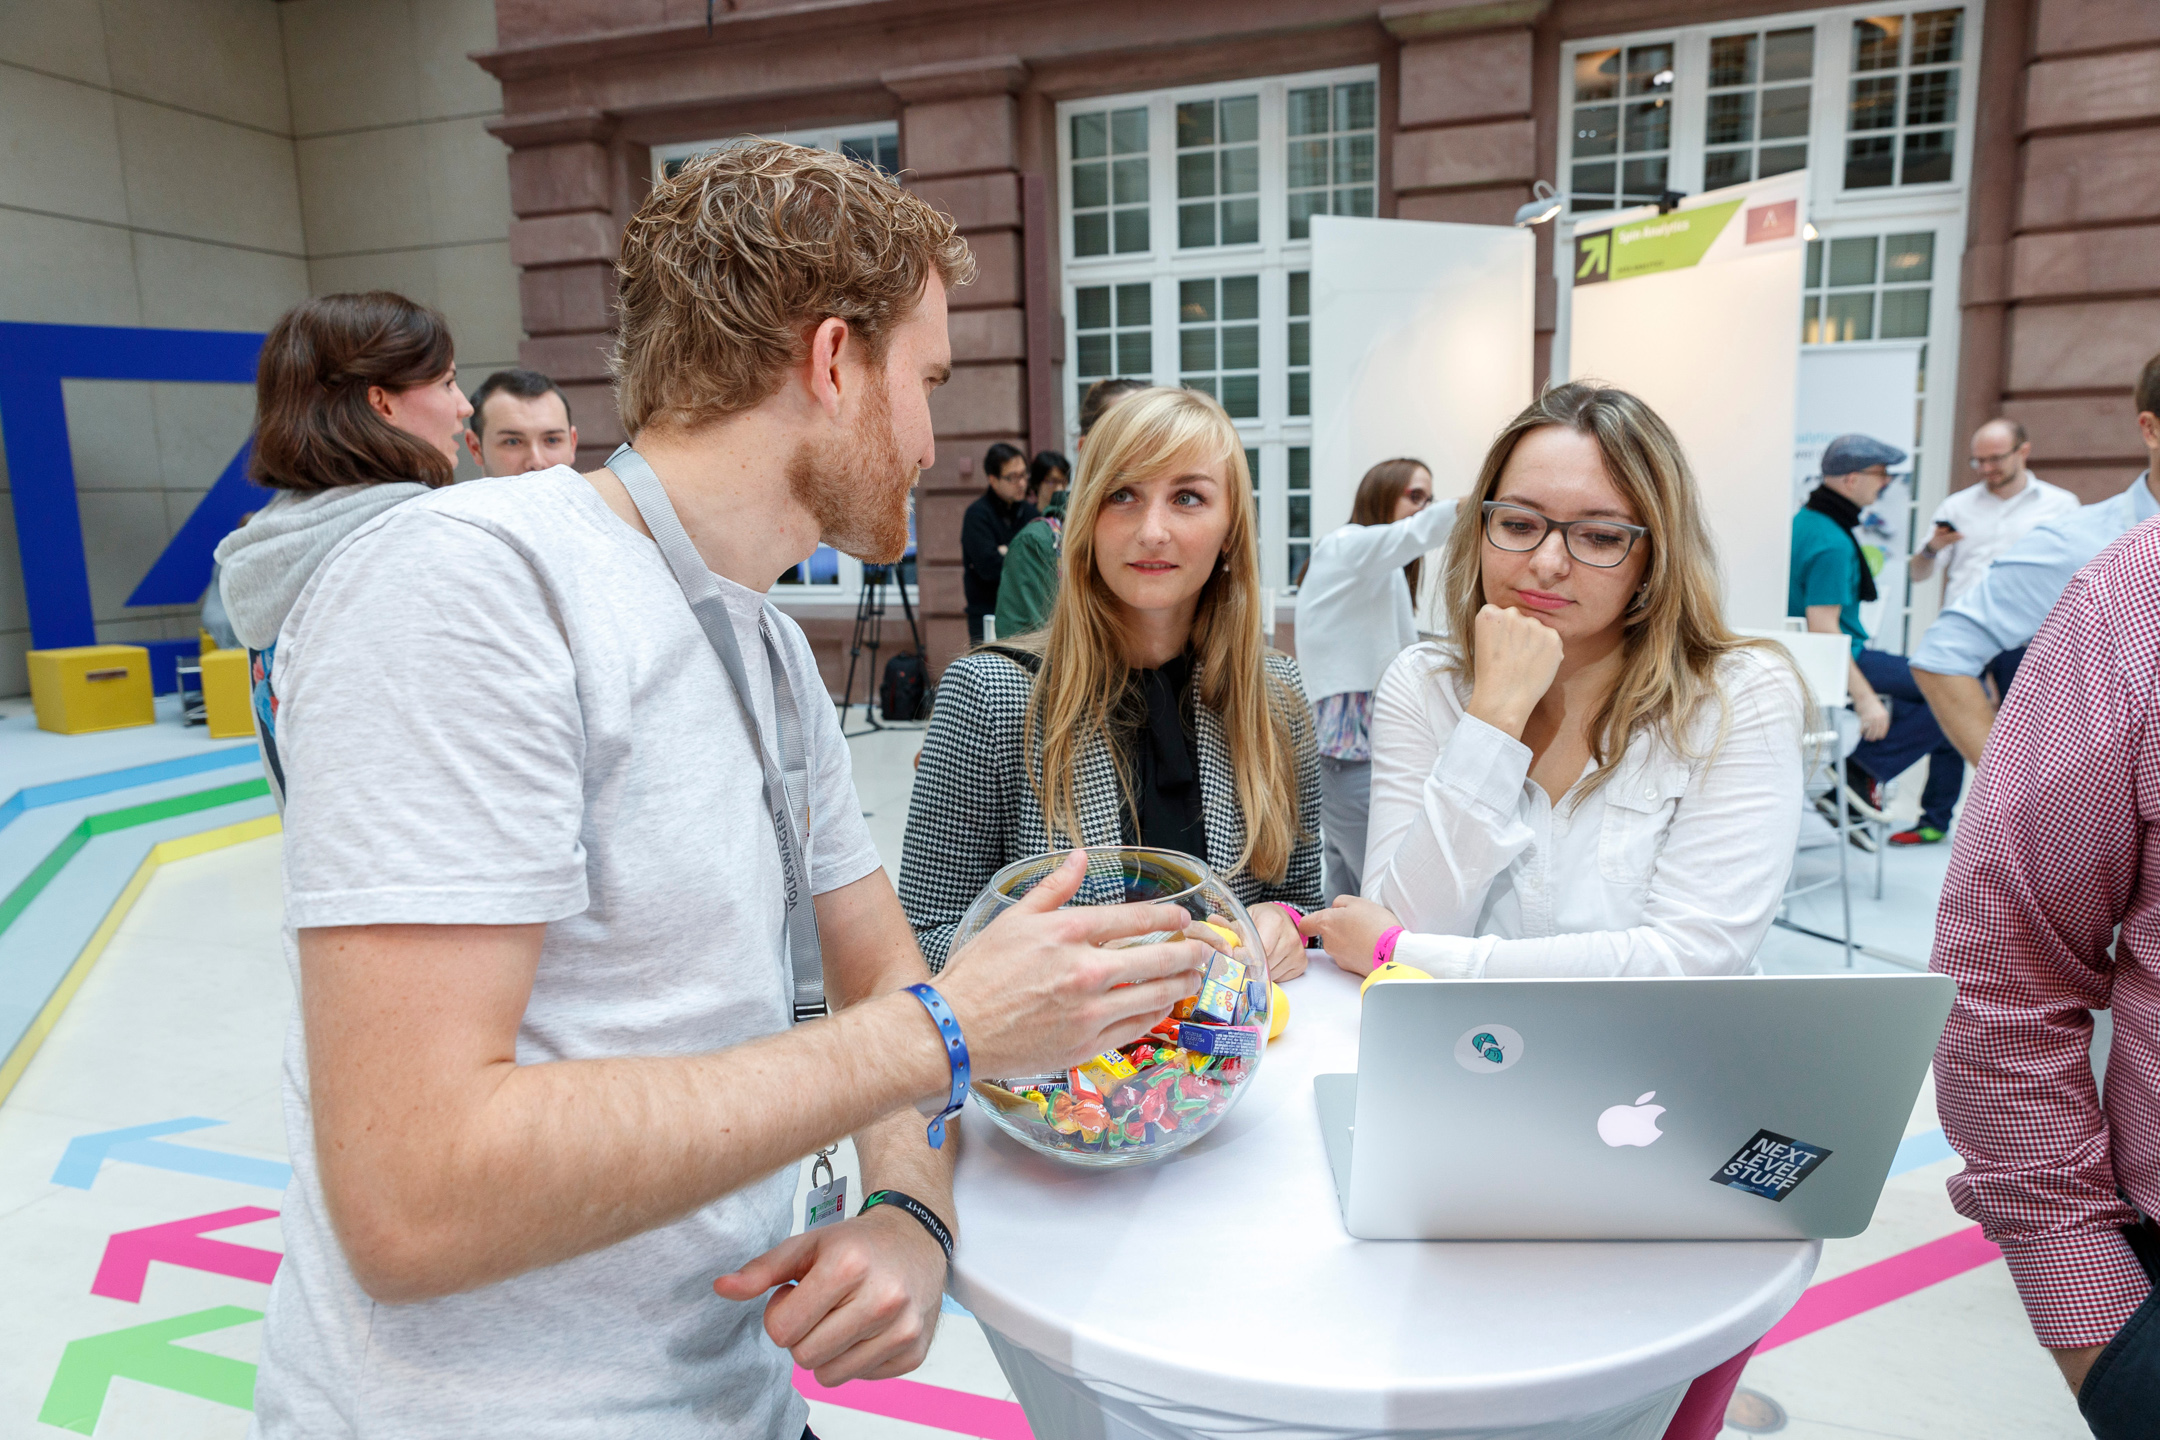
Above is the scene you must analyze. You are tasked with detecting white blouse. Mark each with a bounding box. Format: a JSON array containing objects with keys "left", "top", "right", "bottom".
[
  {"left": 1292, "top": 500, "right": 1457, "bottom": 703},
  {"left": 1362, "top": 642, "right": 1804, "bottom": 978}
]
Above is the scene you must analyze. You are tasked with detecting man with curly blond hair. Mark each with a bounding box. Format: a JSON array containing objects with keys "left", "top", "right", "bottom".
[{"left": 249, "top": 141, "right": 1209, "bottom": 1437}]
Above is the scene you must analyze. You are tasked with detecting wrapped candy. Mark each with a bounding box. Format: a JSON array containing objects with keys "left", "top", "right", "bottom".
[
  {"left": 953, "top": 849, "right": 1277, "bottom": 1168},
  {"left": 1177, "top": 1021, "right": 1262, "bottom": 1058},
  {"left": 1192, "top": 955, "right": 1247, "bottom": 1024}
]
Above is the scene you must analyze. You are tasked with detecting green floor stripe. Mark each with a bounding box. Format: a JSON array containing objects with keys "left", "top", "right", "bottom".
[
  {"left": 80, "top": 779, "right": 269, "bottom": 836},
  {"left": 0, "top": 778, "right": 271, "bottom": 939},
  {"left": 0, "top": 831, "right": 92, "bottom": 934}
]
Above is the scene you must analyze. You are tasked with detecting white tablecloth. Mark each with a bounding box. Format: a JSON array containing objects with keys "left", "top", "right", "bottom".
[{"left": 949, "top": 957, "right": 1819, "bottom": 1440}]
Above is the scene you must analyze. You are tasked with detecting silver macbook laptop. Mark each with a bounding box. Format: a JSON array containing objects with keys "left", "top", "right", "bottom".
[{"left": 1315, "top": 973, "right": 1954, "bottom": 1240}]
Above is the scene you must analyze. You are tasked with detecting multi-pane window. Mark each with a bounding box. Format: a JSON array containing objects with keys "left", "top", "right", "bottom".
[
  {"left": 1286, "top": 81, "right": 1377, "bottom": 239},
  {"left": 1177, "top": 96, "right": 1261, "bottom": 248},
  {"left": 1074, "top": 283, "right": 1153, "bottom": 419},
  {"left": 1071, "top": 107, "right": 1151, "bottom": 256},
  {"left": 1059, "top": 68, "right": 1374, "bottom": 592},
  {"left": 1704, "top": 27, "right": 1814, "bottom": 189},
  {"left": 1286, "top": 447, "right": 1313, "bottom": 583},
  {"left": 652, "top": 123, "right": 896, "bottom": 182},
  {"left": 1845, "top": 9, "right": 1963, "bottom": 188},
  {"left": 1569, "top": 43, "right": 1675, "bottom": 212},
  {"left": 1804, "top": 232, "right": 1934, "bottom": 344},
  {"left": 1803, "top": 226, "right": 1944, "bottom": 646},
  {"left": 1178, "top": 276, "right": 1262, "bottom": 419},
  {"left": 1287, "top": 271, "right": 1311, "bottom": 419}
]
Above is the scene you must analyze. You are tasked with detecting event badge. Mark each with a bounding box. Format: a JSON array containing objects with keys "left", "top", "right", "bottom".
[{"left": 805, "top": 1146, "right": 847, "bottom": 1231}]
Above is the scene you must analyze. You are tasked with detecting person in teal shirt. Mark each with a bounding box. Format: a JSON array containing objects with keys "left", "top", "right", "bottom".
[{"left": 1789, "top": 433, "right": 1962, "bottom": 846}]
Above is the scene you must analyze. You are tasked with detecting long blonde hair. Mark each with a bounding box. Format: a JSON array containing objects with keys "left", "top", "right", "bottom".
[
  {"left": 1440, "top": 381, "right": 1791, "bottom": 800},
  {"left": 1006, "top": 387, "right": 1306, "bottom": 881}
]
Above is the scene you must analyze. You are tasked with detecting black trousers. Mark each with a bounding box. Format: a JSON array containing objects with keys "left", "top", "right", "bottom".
[{"left": 2078, "top": 1219, "right": 2160, "bottom": 1438}]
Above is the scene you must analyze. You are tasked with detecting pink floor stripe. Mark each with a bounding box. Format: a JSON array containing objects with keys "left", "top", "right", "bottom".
[
  {"left": 1758, "top": 1224, "right": 2002, "bottom": 1352},
  {"left": 795, "top": 1367, "right": 1034, "bottom": 1440}
]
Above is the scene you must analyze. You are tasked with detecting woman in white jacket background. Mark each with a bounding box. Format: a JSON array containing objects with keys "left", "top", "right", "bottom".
[
  {"left": 1291, "top": 459, "right": 1455, "bottom": 900},
  {"left": 1301, "top": 381, "right": 1804, "bottom": 980}
]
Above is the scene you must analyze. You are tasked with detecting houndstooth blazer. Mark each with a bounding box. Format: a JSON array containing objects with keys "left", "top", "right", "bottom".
[{"left": 899, "top": 648, "right": 1323, "bottom": 970}]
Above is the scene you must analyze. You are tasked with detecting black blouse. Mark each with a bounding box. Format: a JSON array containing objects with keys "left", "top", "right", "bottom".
[{"left": 1113, "top": 653, "right": 1207, "bottom": 858}]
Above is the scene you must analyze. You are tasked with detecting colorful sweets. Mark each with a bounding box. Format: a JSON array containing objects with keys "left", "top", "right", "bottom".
[{"left": 972, "top": 918, "right": 1272, "bottom": 1167}]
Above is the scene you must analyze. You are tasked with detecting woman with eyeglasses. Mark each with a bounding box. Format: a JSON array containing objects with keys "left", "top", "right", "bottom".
[
  {"left": 1299, "top": 383, "right": 1805, "bottom": 1440},
  {"left": 1290, "top": 458, "right": 1453, "bottom": 901},
  {"left": 1301, "top": 382, "right": 1804, "bottom": 984}
]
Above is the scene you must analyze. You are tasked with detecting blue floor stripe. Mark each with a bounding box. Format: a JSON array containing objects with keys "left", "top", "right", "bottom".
[
  {"left": 0, "top": 746, "right": 258, "bottom": 834},
  {"left": 1890, "top": 1127, "right": 1956, "bottom": 1176}
]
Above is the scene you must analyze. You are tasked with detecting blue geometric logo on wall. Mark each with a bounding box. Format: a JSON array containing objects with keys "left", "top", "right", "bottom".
[{"left": 0, "top": 322, "right": 268, "bottom": 649}]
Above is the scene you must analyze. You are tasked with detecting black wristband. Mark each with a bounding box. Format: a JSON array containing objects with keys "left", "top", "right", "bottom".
[{"left": 860, "top": 1189, "right": 954, "bottom": 1266}]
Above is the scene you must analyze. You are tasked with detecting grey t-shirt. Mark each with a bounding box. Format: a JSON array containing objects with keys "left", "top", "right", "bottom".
[{"left": 252, "top": 467, "right": 881, "bottom": 1439}]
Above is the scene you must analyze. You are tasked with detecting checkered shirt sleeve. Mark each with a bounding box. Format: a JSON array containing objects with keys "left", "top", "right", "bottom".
[{"left": 1931, "top": 519, "right": 2160, "bottom": 1349}]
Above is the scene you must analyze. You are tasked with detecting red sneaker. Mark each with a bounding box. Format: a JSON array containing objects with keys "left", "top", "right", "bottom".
[{"left": 1889, "top": 825, "right": 1946, "bottom": 846}]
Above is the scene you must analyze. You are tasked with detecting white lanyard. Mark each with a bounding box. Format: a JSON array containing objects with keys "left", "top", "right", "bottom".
[{"left": 609, "top": 445, "right": 825, "bottom": 1022}]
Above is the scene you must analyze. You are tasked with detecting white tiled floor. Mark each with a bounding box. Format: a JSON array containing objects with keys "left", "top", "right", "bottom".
[{"left": 0, "top": 729, "right": 2092, "bottom": 1438}]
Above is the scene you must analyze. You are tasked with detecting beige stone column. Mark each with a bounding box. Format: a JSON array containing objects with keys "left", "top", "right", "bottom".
[{"left": 886, "top": 57, "right": 1034, "bottom": 673}]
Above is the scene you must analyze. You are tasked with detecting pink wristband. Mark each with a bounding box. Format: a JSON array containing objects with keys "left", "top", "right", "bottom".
[
  {"left": 1372, "top": 925, "right": 1405, "bottom": 972},
  {"left": 1273, "top": 902, "right": 1305, "bottom": 925}
]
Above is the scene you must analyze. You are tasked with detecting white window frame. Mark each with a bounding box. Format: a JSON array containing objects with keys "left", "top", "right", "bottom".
[
  {"left": 1057, "top": 65, "right": 1378, "bottom": 593},
  {"left": 1558, "top": 4, "right": 1980, "bottom": 647},
  {"left": 652, "top": 123, "right": 901, "bottom": 604}
]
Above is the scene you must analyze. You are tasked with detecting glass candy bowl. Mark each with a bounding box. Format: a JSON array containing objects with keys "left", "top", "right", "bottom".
[{"left": 952, "top": 847, "right": 1271, "bottom": 1169}]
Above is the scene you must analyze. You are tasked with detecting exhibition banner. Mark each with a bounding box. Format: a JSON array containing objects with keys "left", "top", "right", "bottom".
[
  {"left": 1310, "top": 216, "right": 1534, "bottom": 551},
  {"left": 1565, "top": 174, "right": 1808, "bottom": 630}
]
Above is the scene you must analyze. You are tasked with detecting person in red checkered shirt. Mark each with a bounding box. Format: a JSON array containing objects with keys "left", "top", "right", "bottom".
[{"left": 1932, "top": 512, "right": 2160, "bottom": 1436}]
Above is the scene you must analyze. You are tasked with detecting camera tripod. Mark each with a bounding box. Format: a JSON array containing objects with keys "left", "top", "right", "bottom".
[{"left": 837, "top": 559, "right": 926, "bottom": 735}]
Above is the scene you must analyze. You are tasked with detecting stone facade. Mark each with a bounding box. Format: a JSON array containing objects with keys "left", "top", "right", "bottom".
[{"left": 0, "top": 0, "right": 522, "bottom": 697}]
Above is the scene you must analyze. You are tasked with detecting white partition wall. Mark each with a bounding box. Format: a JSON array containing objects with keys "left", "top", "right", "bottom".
[
  {"left": 1310, "top": 217, "right": 1535, "bottom": 540},
  {"left": 1565, "top": 172, "right": 1808, "bottom": 631},
  {"left": 1796, "top": 342, "right": 1922, "bottom": 648}
]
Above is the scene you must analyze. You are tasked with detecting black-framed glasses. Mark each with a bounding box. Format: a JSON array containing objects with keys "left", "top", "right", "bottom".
[{"left": 1481, "top": 501, "right": 1647, "bottom": 568}]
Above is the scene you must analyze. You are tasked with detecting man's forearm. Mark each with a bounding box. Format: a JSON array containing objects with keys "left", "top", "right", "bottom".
[
  {"left": 1909, "top": 549, "right": 1936, "bottom": 581},
  {"left": 1913, "top": 667, "right": 1994, "bottom": 765},
  {"left": 1845, "top": 657, "right": 1879, "bottom": 709},
  {"left": 307, "top": 932, "right": 951, "bottom": 1305}
]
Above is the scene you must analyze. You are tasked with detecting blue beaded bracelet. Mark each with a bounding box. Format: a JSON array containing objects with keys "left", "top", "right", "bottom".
[{"left": 905, "top": 983, "right": 970, "bottom": 1149}]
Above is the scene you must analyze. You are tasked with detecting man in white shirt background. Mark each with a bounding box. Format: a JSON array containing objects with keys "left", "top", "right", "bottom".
[
  {"left": 1908, "top": 418, "right": 2077, "bottom": 692},
  {"left": 1913, "top": 354, "right": 2160, "bottom": 767}
]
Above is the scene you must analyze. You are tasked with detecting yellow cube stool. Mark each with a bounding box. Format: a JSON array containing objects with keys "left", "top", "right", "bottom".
[
  {"left": 200, "top": 648, "right": 254, "bottom": 740},
  {"left": 28, "top": 645, "right": 154, "bottom": 735}
]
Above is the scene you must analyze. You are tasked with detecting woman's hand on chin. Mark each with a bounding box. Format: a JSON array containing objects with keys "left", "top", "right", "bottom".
[
  {"left": 1251, "top": 902, "right": 1307, "bottom": 981},
  {"left": 1464, "top": 603, "right": 1563, "bottom": 739},
  {"left": 1300, "top": 896, "right": 1400, "bottom": 977}
]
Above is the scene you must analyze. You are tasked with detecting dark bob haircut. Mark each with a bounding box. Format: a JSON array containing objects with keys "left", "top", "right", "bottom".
[{"left": 251, "top": 292, "right": 457, "bottom": 492}]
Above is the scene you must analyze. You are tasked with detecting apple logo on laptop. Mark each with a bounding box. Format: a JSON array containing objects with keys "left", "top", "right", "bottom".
[{"left": 1597, "top": 1091, "right": 1666, "bottom": 1147}]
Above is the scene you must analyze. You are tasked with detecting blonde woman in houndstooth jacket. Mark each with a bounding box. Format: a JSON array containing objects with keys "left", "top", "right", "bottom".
[{"left": 900, "top": 387, "right": 1321, "bottom": 976}]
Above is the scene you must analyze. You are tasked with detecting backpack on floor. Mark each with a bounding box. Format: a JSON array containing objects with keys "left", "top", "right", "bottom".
[{"left": 880, "top": 652, "right": 929, "bottom": 722}]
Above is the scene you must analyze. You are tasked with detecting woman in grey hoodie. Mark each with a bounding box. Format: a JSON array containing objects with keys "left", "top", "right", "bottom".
[{"left": 213, "top": 292, "right": 470, "bottom": 805}]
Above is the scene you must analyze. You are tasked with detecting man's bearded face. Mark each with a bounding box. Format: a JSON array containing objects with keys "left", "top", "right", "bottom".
[{"left": 789, "top": 364, "right": 915, "bottom": 563}]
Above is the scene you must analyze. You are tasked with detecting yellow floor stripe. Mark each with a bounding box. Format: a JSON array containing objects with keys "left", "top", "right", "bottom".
[{"left": 0, "top": 814, "right": 282, "bottom": 1107}]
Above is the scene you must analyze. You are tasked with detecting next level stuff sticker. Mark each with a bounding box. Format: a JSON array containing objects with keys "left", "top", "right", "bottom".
[{"left": 1713, "top": 1129, "right": 1832, "bottom": 1201}]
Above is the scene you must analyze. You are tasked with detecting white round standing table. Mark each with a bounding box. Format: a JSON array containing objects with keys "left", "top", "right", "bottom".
[{"left": 949, "top": 957, "right": 1819, "bottom": 1440}]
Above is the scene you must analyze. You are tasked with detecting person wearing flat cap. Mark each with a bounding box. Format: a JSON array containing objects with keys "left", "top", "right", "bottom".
[{"left": 1789, "top": 434, "right": 1962, "bottom": 848}]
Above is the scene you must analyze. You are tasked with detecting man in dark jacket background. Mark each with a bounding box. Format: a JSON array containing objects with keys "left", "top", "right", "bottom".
[{"left": 961, "top": 441, "right": 1034, "bottom": 642}]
